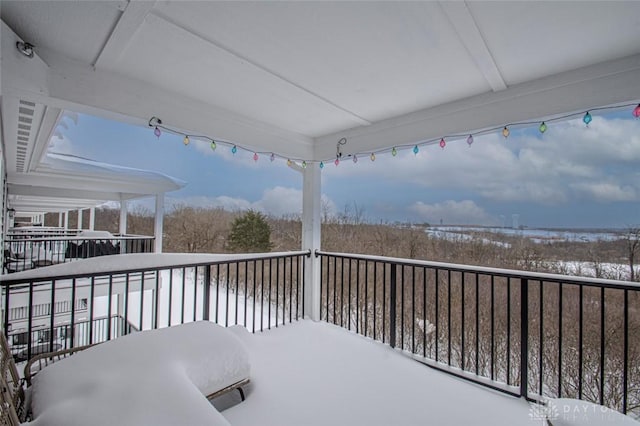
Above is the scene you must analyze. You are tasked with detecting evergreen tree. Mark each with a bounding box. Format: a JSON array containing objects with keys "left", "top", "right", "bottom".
[{"left": 227, "top": 210, "right": 273, "bottom": 252}]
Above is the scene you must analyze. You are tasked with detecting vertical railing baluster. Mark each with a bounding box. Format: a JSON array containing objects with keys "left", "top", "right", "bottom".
[
  {"left": 181, "top": 268, "right": 186, "bottom": 324},
  {"left": 193, "top": 267, "right": 198, "bottom": 323},
  {"left": 623, "top": 288, "right": 629, "bottom": 414},
  {"left": 390, "top": 263, "right": 397, "bottom": 349},
  {"left": 261, "top": 260, "right": 266, "bottom": 331},
  {"left": 401, "top": 265, "right": 405, "bottom": 350},
  {"left": 423, "top": 267, "right": 427, "bottom": 358},
  {"left": 539, "top": 280, "right": 544, "bottom": 397},
  {"left": 106, "top": 276, "right": 112, "bottom": 341},
  {"left": 356, "top": 259, "right": 360, "bottom": 334},
  {"left": 167, "top": 270, "right": 173, "bottom": 327},
  {"left": 89, "top": 276, "right": 95, "bottom": 344},
  {"left": 600, "top": 286, "right": 605, "bottom": 406},
  {"left": 49, "top": 280, "right": 56, "bottom": 353},
  {"left": 268, "top": 259, "right": 272, "bottom": 329},
  {"left": 520, "top": 278, "right": 529, "bottom": 398},
  {"left": 235, "top": 262, "right": 240, "bottom": 326},
  {"left": 507, "top": 277, "right": 511, "bottom": 385},
  {"left": 558, "top": 282, "right": 563, "bottom": 397},
  {"left": 226, "top": 263, "right": 230, "bottom": 327},
  {"left": 368, "top": 261, "right": 371, "bottom": 338},
  {"left": 340, "top": 257, "right": 344, "bottom": 328},
  {"left": 276, "top": 258, "right": 280, "bottom": 328},
  {"left": 216, "top": 265, "right": 221, "bottom": 325},
  {"left": 383, "top": 263, "right": 387, "bottom": 344},
  {"left": 475, "top": 273, "right": 479, "bottom": 375},
  {"left": 462, "top": 272, "right": 466, "bottom": 370},
  {"left": 140, "top": 271, "right": 146, "bottom": 329},
  {"left": 348, "top": 258, "right": 352, "bottom": 330},
  {"left": 154, "top": 269, "right": 160, "bottom": 329},
  {"left": 124, "top": 272, "right": 131, "bottom": 334},
  {"left": 491, "top": 275, "right": 495, "bottom": 381},
  {"left": 253, "top": 261, "right": 257, "bottom": 332},
  {"left": 3, "top": 285, "right": 10, "bottom": 339},
  {"left": 447, "top": 270, "right": 451, "bottom": 366},
  {"left": 27, "top": 282, "right": 33, "bottom": 360},
  {"left": 412, "top": 266, "right": 416, "bottom": 354},
  {"left": 203, "top": 265, "right": 211, "bottom": 321},
  {"left": 578, "top": 284, "right": 583, "bottom": 399},
  {"left": 289, "top": 257, "right": 293, "bottom": 324},
  {"left": 435, "top": 269, "right": 440, "bottom": 363}
]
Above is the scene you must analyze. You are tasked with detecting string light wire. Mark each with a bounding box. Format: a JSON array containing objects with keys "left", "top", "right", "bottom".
[{"left": 148, "top": 102, "right": 640, "bottom": 168}]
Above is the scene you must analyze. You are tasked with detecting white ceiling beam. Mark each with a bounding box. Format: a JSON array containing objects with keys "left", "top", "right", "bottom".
[
  {"left": 94, "top": 1, "right": 157, "bottom": 68},
  {"left": 314, "top": 53, "right": 640, "bottom": 160},
  {"left": 8, "top": 172, "right": 177, "bottom": 196},
  {"left": 1, "top": 22, "right": 313, "bottom": 160},
  {"left": 439, "top": 1, "right": 507, "bottom": 92},
  {"left": 27, "top": 106, "right": 62, "bottom": 172}
]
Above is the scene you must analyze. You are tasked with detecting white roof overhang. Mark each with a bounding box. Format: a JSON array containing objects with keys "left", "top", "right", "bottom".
[{"left": 1, "top": 1, "right": 639, "bottom": 165}]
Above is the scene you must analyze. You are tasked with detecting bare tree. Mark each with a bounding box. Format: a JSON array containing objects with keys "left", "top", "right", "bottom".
[{"left": 625, "top": 226, "right": 640, "bottom": 281}]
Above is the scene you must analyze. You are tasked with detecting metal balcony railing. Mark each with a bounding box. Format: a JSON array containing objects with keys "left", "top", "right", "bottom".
[
  {"left": 1, "top": 251, "right": 308, "bottom": 362},
  {"left": 317, "top": 251, "right": 640, "bottom": 417},
  {"left": 4, "top": 234, "right": 155, "bottom": 273}
]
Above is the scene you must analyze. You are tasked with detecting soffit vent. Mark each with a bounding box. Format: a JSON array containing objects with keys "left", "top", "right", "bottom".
[{"left": 15, "top": 100, "right": 36, "bottom": 172}]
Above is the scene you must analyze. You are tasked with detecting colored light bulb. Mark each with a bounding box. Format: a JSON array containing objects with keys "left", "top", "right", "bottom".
[
  {"left": 502, "top": 127, "right": 510, "bottom": 138},
  {"left": 183, "top": 135, "right": 190, "bottom": 146},
  {"left": 413, "top": 145, "right": 419, "bottom": 155},
  {"left": 439, "top": 138, "right": 446, "bottom": 149},
  {"left": 253, "top": 153, "right": 259, "bottom": 162},
  {"left": 270, "top": 153, "right": 275, "bottom": 162},
  {"left": 352, "top": 155, "right": 358, "bottom": 163},
  {"left": 210, "top": 141, "right": 216, "bottom": 151},
  {"left": 583, "top": 112, "right": 592, "bottom": 125},
  {"left": 302, "top": 161, "right": 307, "bottom": 168},
  {"left": 466, "top": 135, "right": 473, "bottom": 147},
  {"left": 391, "top": 147, "right": 397, "bottom": 156},
  {"left": 334, "top": 158, "right": 340, "bottom": 166},
  {"left": 319, "top": 161, "right": 324, "bottom": 169},
  {"left": 370, "top": 153, "right": 376, "bottom": 162},
  {"left": 232, "top": 145, "right": 237, "bottom": 154},
  {"left": 154, "top": 127, "right": 161, "bottom": 138},
  {"left": 287, "top": 159, "right": 292, "bottom": 167},
  {"left": 633, "top": 104, "right": 640, "bottom": 118},
  {"left": 539, "top": 122, "right": 547, "bottom": 133}
]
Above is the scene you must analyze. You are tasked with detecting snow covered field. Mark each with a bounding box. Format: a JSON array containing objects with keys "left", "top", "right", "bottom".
[{"left": 426, "top": 226, "right": 624, "bottom": 244}]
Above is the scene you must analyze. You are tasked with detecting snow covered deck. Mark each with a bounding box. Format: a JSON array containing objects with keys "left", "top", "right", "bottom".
[{"left": 225, "top": 320, "right": 532, "bottom": 426}]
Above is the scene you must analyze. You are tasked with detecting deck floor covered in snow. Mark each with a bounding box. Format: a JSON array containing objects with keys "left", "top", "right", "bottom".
[{"left": 224, "top": 320, "right": 532, "bottom": 426}]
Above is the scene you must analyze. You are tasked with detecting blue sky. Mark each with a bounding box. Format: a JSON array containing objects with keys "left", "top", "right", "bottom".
[{"left": 52, "top": 108, "right": 640, "bottom": 229}]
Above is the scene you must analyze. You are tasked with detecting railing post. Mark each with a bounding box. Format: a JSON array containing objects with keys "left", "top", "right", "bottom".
[
  {"left": 390, "top": 263, "right": 397, "bottom": 349},
  {"left": 203, "top": 265, "right": 211, "bottom": 321},
  {"left": 520, "top": 278, "right": 529, "bottom": 398}
]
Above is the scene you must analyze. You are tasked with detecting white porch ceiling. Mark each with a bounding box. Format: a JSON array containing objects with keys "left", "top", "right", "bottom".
[{"left": 2, "top": 1, "right": 640, "bottom": 163}]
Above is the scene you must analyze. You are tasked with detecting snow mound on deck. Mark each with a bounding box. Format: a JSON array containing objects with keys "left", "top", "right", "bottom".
[{"left": 29, "top": 321, "right": 249, "bottom": 426}]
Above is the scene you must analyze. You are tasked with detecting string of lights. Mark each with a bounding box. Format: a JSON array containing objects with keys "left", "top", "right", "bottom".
[{"left": 149, "top": 103, "right": 640, "bottom": 169}]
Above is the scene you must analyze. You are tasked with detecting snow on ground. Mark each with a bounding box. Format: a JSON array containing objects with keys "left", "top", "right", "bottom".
[
  {"left": 223, "top": 320, "right": 532, "bottom": 426},
  {"left": 426, "top": 226, "right": 623, "bottom": 244}
]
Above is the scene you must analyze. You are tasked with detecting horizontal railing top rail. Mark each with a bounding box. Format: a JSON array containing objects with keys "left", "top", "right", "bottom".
[
  {"left": 0, "top": 251, "right": 311, "bottom": 286},
  {"left": 315, "top": 250, "right": 640, "bottom": 290},
  {"left": 5, "top": 235, "right": 155, "bottom": 243}
]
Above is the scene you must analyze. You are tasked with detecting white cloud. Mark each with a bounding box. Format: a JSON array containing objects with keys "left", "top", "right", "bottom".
[
  {"left": 124, "top": 187, "right": 337, "bottom": 218},
  {"left": 323, "top": 115, "right": 640, "bottom": 205},
  {"left": 409, "top": 200, "right": 495, "bottom": 225}
]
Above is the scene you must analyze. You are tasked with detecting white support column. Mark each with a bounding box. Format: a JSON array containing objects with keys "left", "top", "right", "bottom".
[
  {"left": 154, "top": 193, "right": 164, "bottom": 253},
  {"left": 89, "top": 207, "right": 96, "bottom": 230},
  {"left": 302, "top": 166, "right": 322, "bottom": 321},
  {"left": 119, "top": 199, "right": 128, "bottom": 235},
  {"left": 77, "top": 209, "right": 83, "bottom": 230},
  {"left": 58, "top": 212, "right": 63, "bottom": 227},
  {"left": 63, "top": 211, "right": 69, "bottom": 230}
]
